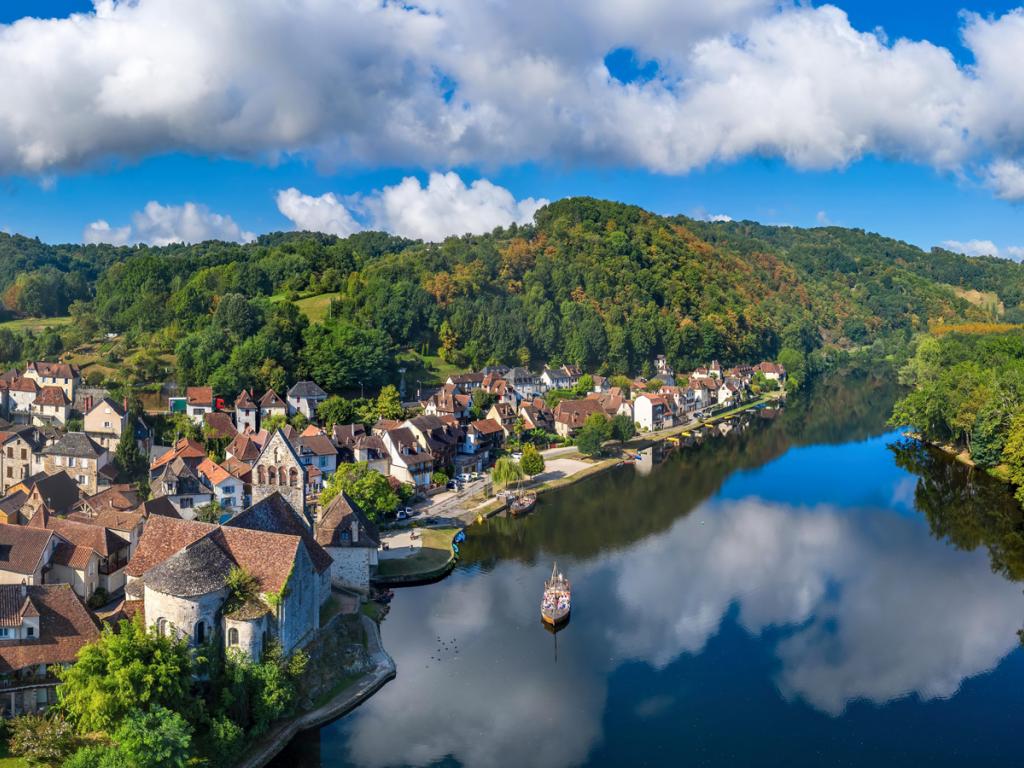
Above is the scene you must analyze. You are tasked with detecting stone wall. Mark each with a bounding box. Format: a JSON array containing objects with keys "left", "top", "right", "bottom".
[
  {"left": 276, "top": 544, "right": 319, "bottom": 655},
  {"left": 143, "top": 584, "right": 228, "bottom": 644},
  {"left": 251, "top": 430, "right": 306, "bottom": 514},
  {"left": 325, "top": 547, "right": 373, "bottom": 594}
]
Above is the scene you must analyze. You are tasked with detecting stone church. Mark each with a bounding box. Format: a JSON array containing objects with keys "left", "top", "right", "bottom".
[{"left": 251, "top": 429, "right": 306, "bottom": 514}]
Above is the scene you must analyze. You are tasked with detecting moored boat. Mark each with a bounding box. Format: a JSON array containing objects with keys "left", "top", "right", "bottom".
[
  {"left": 510, "top": 492, "right": 537, "bottom": 516},
  {"left": 541, "top": 562, "right": 571, "bottom": 626}
]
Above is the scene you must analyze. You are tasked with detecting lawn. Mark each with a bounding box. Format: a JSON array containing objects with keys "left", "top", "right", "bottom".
[
  {"left": 269, "top": 291, "right": 337, "bottom": 323},
  {"left": 0, "top": 315, "right": 72, "bottom": 332},
  {"left": 396, "top": 350, "right": 462, "bottom": 388},
  {"left": 376, "top": 527, "right": 459, "bottom": 579}
]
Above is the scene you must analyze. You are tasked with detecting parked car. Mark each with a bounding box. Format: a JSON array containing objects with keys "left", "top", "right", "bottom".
[
  {"left": 511, "top": 452, "right": 523, "bottom": 460},
  {"left": 457, "top": 473, "right": 473, "bottom": 483},
  {"left": 446, "top": 480, "right": 458, "bottom": 490},
  {"left": 396, "top": 510, "right": 409, "bottom": 520}
]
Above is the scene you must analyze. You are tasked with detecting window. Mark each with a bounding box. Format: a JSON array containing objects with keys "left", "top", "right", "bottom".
[
  {"left": 103, "top": 421, "right": 111, "bottom": 429},
  {"left": 68, "top": 457, "right": 76, "bottom": 468},
  {"left": 77, "top": 475, "right": 86, "bottom": 485},
  {"left": 223, "top": 485, "right": 235, "bottom": 494},
  {"left": 0, "top": 628, "right": 8, "bottom": 638},
  {"left": 19, "top": 449, "right": 25, "bottom": 460},
  {"left": 180, "top": 498, "right": 194, "bottom": 509},
  {"left": 228, "top": 627, "right": 239, "bottom": 646},
  {"left": 194, "top": 621, "right": 206, "bottom": 645},
  {"left": 157, "top": 618, "right": 167, "bottom": 636},
  {"left": 26, "top": 626, "right": 34, "bottom": 638},
  {"left": 319, "top": 457, "right": 326, "bottom": 467}
]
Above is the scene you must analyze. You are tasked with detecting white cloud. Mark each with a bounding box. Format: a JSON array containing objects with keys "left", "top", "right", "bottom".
[
  {"left": 940, "top": 238, "right": 1024, "bottom": 261},
  {"left": 276, "top": 172, "right": 547, "bottom": 241},
  {"left": 275, "top": 188, "right": 360, "bottom": 238},
  {"left": 83, "top": 219, "right": 131, "bottom": 246},
  {"left": 5, "top": 2, "right": 1024, "bottom": 199},
  {"left": 708, "top": 213, "right": 733, "bottom": 222},
  {"left": 816, "top": 210, "right": 830, "bottom": 225},
  {"left": 83, "top": 201, "right": 254, "bottom": 245}
]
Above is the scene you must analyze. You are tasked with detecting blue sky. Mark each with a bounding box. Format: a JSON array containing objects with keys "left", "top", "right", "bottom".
[{"left": 1, "top": 0, "right": 1023, "bottom": 255}]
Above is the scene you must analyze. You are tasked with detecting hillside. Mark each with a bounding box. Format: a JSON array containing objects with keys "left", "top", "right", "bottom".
[{"left": 0, "top": 198, "right": 1019, "bottom": 394}]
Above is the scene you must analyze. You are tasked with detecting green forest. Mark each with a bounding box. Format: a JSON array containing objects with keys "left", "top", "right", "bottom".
[{"left": 1, "top": 197, "right": 1020, "bottom": 398}]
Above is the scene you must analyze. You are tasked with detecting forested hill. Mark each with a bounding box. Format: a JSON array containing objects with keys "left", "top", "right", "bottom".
[{"left": 0, "top": 198, "right": 1021, "bottom": 392}]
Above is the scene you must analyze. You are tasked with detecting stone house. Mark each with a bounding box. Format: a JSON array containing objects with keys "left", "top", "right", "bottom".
[
  {"left": 634, "top": 394, "right": 673, "bottom": 431},
  {"left": 46, "top": 516, "right": 130, "bottom": 599},
  {"left": 553, "top": 399, "right": 605, "bottom": 438},
  {"left": 40, "top": 433, "right": 110, "bottom": 496},
  {"left": 197, "top": 458, "right": 242, "bottom": 512},
  {"left": 314, "top": 492, "right": 379, "bottom": 594},
  {"left": 82, "top": 397, "right": 127, "bottom": 451},
  {"left": 381, "top": 428, "right": 433, "bottom": 489},
  {"left": 485, "top": 402, "right": 518, "bottom": 437},
  {"left": 0, "top": 584, "right": 100, "bottom": 717},
  {"left": 295, "top": 426, "right": 338, "bottom": 479},
  {"left": 0, "top": 427, "right": 48, "bottom": 493},
  {"left": 6, "top": 378, "right": 40, "bottom": 423},
  {"left": 0, "top": 526, "right": 60, "bottom": 586},
  {"left": 258, "top": 389, "right": 288, "bottom": 423},
  {"left": 403, "top": 415, "right": 460, "bottom": 472},
  {"left": 463, "top": 419, "right": 504, "bottom": 467},
  {"left": 30, "top": 387, "right": 70, "bottom": 427},
  {"left": 445, "top": 372, "right": 485, "bottom": 392},
  {"left": 149, "top": 437, "right": 208, "bottom": 480},
  {"left": 286, "top": 381, "right": 327, "bottom": 421},
  {"left": 518, "top": 399, "right": 555, "bottom": 434},
  {"left": 505, "top": 367, "right": 542, "bottom": 398},
  {"left": 234, "top": 389, "right": 259, "bottom": 433},
  {"left": 152, "top": 457, "right": 213, "bottom": 518},
  {"left": 17, "top": 472, "right": 82, "bottom": 525},
  {"left": 22, "top": 362, "right": 79, "bottom": 403}
]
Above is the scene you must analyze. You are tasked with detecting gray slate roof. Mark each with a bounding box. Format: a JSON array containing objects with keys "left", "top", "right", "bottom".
[
  {"left": 40, "top": 432, "right": 104, "bottom": 459},
  {"left": 287, "top": 381, "right": 327, "bottom": 400},
  {"left": 144, "top": 534, "right": 234, "bottom": 598}
]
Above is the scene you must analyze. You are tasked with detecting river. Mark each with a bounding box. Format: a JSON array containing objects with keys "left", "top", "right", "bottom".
[{"left": 272, "top": 369, "right": 1024, "bottom": 767}]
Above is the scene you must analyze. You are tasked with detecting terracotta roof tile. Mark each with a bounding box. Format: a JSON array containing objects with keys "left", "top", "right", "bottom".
[
  {"left": 0, "top": 584, "right": 100, "bottom": 674},
  {"left": 0, "top": 526, "right": 54, "bottom": 575}
]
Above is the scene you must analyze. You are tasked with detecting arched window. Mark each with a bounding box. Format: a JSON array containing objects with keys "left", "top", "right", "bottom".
[
  {"left": 267, "top": 466, "right": 277, "bottom": 485},
  {"left": 227, "top": 627, "right": 239, "bottom": 646},
  {"left": 156, "top": 618, "right": 167, "bottom": 637},
  {"left": 289, "top": 467, "right": 299, "bottom": 488},
  {"left": 257, "top": 465, "right": 266, "bottom": 484},
  {"left": 194, "top": 620, "right": 206, "bottom": 645}
]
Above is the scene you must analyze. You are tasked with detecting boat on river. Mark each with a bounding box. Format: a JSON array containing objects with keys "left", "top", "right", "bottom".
[
  {"left": 510, "top": 492, "right": 537, "bottom": 516},
  {"left": 541, "top": 562, "right": 571, "bottom": 626}
]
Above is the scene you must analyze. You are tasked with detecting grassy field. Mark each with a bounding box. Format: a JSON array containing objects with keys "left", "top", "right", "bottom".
[
  {"left": 269, "top": 291, "right": 337, "bottom": 323},
  {"left": 376, "top": 527, "right": 458, "bottom": 579},
  {"left": 396, "top": 350, "right": 462, "bottom": 388},
  {"left": 0, "top": 315, "right": 72, "bottom": 332}
]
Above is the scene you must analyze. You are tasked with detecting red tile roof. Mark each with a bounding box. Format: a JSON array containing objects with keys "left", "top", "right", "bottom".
[
  {"left": 0, "top": 584, "right": 100, "bottom": 674},
  {"left": 186, "top": 387, "right": 214, "bottom": 407}
]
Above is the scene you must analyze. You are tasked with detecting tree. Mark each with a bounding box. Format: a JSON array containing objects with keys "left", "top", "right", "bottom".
[
  {"left": 607, "top": 374, "right": 632, "bottom": 398},
  {"left": 317, "top": 395, "right": 360, "bottom": 430},
  {"left": 470, "top": 390, "right": 498, "bottom": 420},
  {"left": 261, "top": 414, "right": 288, "bottom": 433},
  {"left": 372, "top": 384, "right": 405, "bottom": 421},
  {"left": 492, "top": 456, "right": 525, "bottom": 489},
  {"left": 111, "top": 707, "right": 192, "bottom": 768},
  {"left": 319, "top": 462, "right": 398, "bottom": 520},
  {"left": 610, "top": 413, "right": 636, "bottom": 443},
  {"left": 575, "top": 413, "right": 611, "bottom": 457},
  {"left": 520, "top": 444, "right": 545, "bottom": 476},
  {"left": 114, "top": 428, "right": 143, "bottom": 481},
  {"left": 432, "top": 470, "right": 449, "bottom": 486},
  {"left": 8, "top": 714, "right": 79, "bottom": 767},
  {"left": 777, "top": 348, "right": 806, "bottom": 390},
  {"left": 574, "top": 373, "right": 594, "bottom": 396},
  {"left": 57, "top": 616, "right": 194, "bottom": 733}
]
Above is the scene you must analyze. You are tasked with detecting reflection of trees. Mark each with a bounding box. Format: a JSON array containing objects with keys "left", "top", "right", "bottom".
[
  {"left": 889, "top": 438, "right": 1024, "bottom": 581},
  {"left": 460, "top": 369, "right": 901, "bottom": 566}
]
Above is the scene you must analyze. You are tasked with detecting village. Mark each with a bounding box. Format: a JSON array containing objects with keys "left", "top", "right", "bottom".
[{"left": 0, "top": 354, "right": 784, "bottom": 722}]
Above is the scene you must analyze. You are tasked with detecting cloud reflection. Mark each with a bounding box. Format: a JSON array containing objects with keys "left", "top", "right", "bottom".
[{"left": 610, "top": 498, "right": 1024, "bottom": 715}]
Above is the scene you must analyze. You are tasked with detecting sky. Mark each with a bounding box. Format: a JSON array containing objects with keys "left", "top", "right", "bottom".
[{"left": 0, "top": 0, "right": 1023, "bottom": 259}]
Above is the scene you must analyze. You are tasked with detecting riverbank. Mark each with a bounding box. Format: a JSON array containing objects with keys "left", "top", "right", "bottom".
[
  {"left": 373, "top": 393, "right": 783, "bottom": 582},
  {"left": 235, "top": 614, "right": 396, "bottom": 768},
  {"left": 907, "top": 431, "right": 1016, "bottom": 484}
]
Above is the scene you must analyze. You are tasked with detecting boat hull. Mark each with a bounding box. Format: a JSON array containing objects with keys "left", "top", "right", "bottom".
[{"left": 541, "top": 606, "right": 570, "bottom": 626}]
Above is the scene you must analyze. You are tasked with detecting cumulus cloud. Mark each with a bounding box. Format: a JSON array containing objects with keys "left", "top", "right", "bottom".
[
  {"left": 940, "top": 238, "right": 1024, "bottom": 261},
  {"left": 5, "top": 2, "right": 1024, "bottom": 199},
  {"left": 708, "top": 213, "right": 733, "bottom": 222},
  {"left": 83, "top": 201, "right": 254, "bottom": 246},
  {"left": 276, "top": 172, "right": 547, "bottom": 241},
  {"left": 275, "top": 188, "right": 360, "bottom": 238}
]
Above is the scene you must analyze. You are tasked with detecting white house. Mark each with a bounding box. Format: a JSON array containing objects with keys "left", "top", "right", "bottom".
[
  {"left": 197, "top": 458, "right": 242, "bottom": 512},
  {"left": 634, "top": 394, "right": 672, "bottom": 432},
  {"left": 287, "top": 381, "right": 328, "bottom": 421},
  {"left": 314, "top": 492, "right": 380, "bottom": 594}
]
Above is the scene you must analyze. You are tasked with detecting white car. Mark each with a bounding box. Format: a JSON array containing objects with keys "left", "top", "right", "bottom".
[
  {"left": 458, "top": 473, "right": 473, "bottom": 483},
  {"left": 511, "top": 452, "right": 523, "bottom": 460}
]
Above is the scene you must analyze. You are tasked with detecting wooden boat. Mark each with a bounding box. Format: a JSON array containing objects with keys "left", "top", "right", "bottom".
[
  {"left": 509, "top": 492, "right": 537, "bottom": 516},
  {"left": 541, "top": 562, "right": 571, "bottom": 626}
]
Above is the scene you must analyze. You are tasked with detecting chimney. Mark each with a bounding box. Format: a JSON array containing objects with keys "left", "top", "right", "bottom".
[{"left": 20, "top": 579, "right": 26, "bottom": 597}]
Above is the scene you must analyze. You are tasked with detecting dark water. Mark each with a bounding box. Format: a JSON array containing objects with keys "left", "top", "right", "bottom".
[{"left": 274, "top": 370, "right": 1024, "bottom": 767}]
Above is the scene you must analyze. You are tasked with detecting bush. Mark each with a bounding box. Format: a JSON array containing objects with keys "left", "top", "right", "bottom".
[
  {"left": 87, "top": 587, "right": 109, "bottom": 609},
  {"left": 431, "top": 470, "right": 449, "bottom": 486},
  {"left": 9, "top": 713, "right": 78, "bottom": 766}
]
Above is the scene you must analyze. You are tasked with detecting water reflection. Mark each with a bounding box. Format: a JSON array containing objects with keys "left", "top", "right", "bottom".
[{"left": 275, "top": 372, "right": 1024, "bottom": 767}]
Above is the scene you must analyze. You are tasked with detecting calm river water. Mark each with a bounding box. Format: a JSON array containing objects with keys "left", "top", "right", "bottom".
[{"left": 274, "top": 370, "right": 1024, "bottom": 767}]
